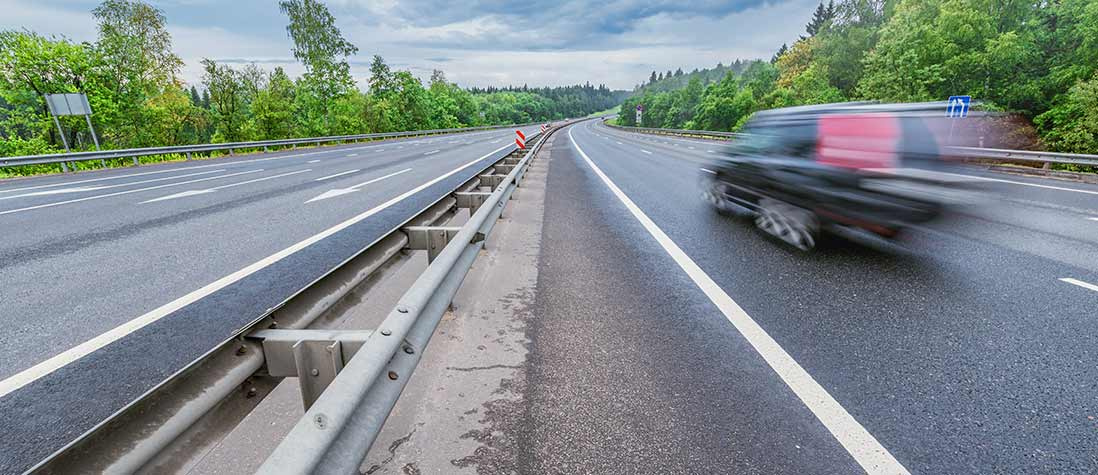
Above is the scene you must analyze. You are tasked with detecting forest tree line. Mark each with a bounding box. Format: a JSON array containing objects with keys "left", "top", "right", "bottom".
[
  {"left": 0, "top": 0, "right": 624, "bottom": 161},
  {"left": 619, "top": 0, "right": 1098, "bottom": 154}
]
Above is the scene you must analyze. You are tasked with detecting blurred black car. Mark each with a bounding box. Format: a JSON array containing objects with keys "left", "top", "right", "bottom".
[{"left": 701, "top": 101, "right": 977, "bottom": 250}]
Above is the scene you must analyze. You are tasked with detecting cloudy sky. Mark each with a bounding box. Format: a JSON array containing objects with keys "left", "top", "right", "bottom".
[{"left": 1, "top": 0, "right": 818, "bottom": 90}]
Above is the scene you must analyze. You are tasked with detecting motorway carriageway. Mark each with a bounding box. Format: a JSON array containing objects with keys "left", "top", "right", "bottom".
[
  {"left": 0, "top": 125, "right": 539, "bottom": 473},
  {"left": 516, "top": 120, "right": 1098, "bottom": 473}
]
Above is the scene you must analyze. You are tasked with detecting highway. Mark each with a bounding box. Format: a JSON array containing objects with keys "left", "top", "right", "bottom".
[
  {"left": 0, "top": 126, "right": 538, "bottom": 474},
  {"left": 2, "top": 118, "right": 1097, "bottom": 474},
  {"left": 515, "top": 120, "right": 1098, "bottom": 473}
]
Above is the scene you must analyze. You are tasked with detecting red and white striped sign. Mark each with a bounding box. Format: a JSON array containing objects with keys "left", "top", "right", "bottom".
[
  {"left": 540, "top": 124, "right": 547, "bottom": 133},
  {"left": 515, "top": 130, "right": 526, "bottom": 149}
]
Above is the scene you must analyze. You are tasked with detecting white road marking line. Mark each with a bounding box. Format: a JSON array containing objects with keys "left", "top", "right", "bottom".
[
  {"left": 347, "top": 153, "right": 359, "bottom": 157},
  {"left": 0, "top": 167, "right": 228, "bottom": 195},
  {"left": 314, "top": 169, "right": 361, "bottom": 182},
  {"left": 424, "top": 150, "right": 440, "bottom": 156},
  {"left": 943, "top": 172, "right": 1098, "bottom": 195},
  {"left": 569, "top": 127, "right": 909, "bottom": 475},
  {"left": 0, "top": 169, "right": 225, "bottom": 201},
  {"left": 0, "top": 169, "right": 263, "bottom": 216},
  {"left": 640, "top": 150, "right": 653, "bottom": 155},
  {"left": 689, "top": 146, "right": 696, "bottom": 150},
  {"left": 708, "top": 150, "right": 716, "bottom": 153},
  {"left": 617, "top": 141, "right": 623, "bottom": 145},
  {"left": 0, "top": 144, "right": 514, "bottom": 399},
  {"left": 308, "top": 160, "right": 321, "bottom": 163},
  {"left": 1060, "top": 278, "right": 1098, "bottom": 292},
  {"left": 306, "top": 168, "right": 413, "bottom": 203},
  {"left": 490, "top": 139, "right": 502, "bottom": 144},
  {"left": 140, "top": 169, "right": 312, "bottom": 204},
  {"left": 1087, "top": 217, "right": 1098, "bottom": 221}
]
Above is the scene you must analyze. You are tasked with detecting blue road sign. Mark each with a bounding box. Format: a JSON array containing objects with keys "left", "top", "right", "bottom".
[{"left": 947, "top": 95, "right": 971, "bottom": 118}]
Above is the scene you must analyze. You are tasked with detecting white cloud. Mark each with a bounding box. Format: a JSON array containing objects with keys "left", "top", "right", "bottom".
[{"left": 2, "top": 0, "right": 820, "bottom": 90}]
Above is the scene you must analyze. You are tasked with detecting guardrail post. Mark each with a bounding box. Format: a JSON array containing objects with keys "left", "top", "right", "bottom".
[
  {"left": 264, "top": 145, "right": 269, "bottom": 153},
  {"left": 60, "top": 162, "right": 69, "bottom": 173},
  {"left": 132, "top": 157, "right": 139, "bottom": 166},
  {"left": 185, "top": 152, "right": 192, "bottom": 161},
  {"left": 229, "top": 148, "right": 234, "bottom": 157},
  {"left": 1042, "top": 161, "right": 1051, "bottom": 170}
]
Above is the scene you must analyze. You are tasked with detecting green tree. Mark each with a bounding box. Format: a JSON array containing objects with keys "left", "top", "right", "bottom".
[
  {"left": 92, "top": 0, "right": 183, "bottom": 147},
  {"left": 279, "top": 0, "right": 358, "bottom": 133}
]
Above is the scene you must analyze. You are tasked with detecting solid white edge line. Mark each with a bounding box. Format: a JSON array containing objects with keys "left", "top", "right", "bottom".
[
  {"left": 315, "top": 169, "right": 361, "bottom": 182},
  {"left": 0, "top": 143, "right": 512, "bottom": 399},
  {"left": 424, "top": 150, "right": 441, "bottom": 155},
  {"left": 568, "top": 126, "right": 909, "bottom": 475},
  {"left": 1059, "top": 278, "right": 1098, "bottom": 292}
]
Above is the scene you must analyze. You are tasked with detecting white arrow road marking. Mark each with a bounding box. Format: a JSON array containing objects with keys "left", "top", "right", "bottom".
[
  {"left": 0, "top": 169, "right": 224, "bottom": 201},
  {"left": 569, "top": 126, "right": 910, "bottom": 475},
  {"left": 1060, "top": 278, "right": 1098, "bottom": 292},
  {"left": 0, "top": 144, "right": 512, "bottom": 400},
  {"left": 314, "top": 169, "right": 360, "bottom": 182},
  {"left": 141, "top": 169, "right": 311, "bottom": 204},
  {"left": 0, "top": 170, "right": 270, "bottom": 216},
  {"left": 306, "top": 168, "right": 412, "bottom": 203},
  {"left": 424, "top": 150, "right": 440, "bottom": 156}
]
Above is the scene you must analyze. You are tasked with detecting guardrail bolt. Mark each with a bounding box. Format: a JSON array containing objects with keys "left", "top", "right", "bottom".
[
  {"left": 387, "top": 371, "right": 399, "bottom": 380},
  {"left": 236, "top": 345, "right": 247, "bottom": 356},
  {"left": 314, "top": 414, "right": 327, "bottom": 429},
  {"left": 381, "top": 329, "right": 392, "bottom": 336},
  {"left": 310, "top": 368, "right": 320, "bottom": 377},
  {"left": 403, "top": 346, "right": 415, "bottom": 355},
  {"left": 246, "top": 387, "right": 257, "bottom": 398},
  {"left": 397, "top": 306, "right": 409, "bottom": 314}
]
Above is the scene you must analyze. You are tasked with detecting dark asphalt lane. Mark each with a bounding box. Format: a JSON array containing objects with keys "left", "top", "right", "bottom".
[
  {"left": 0, "top": 126, "right": 537, "bottom": 473},
  {"left": 521, "top": 120, "right": 1098, "bottom": 473},
  {"left": 522, "top": 132, "right": 863, "bottom": 474}
]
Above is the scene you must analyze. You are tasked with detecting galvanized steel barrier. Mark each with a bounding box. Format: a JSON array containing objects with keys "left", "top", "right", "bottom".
[
  {"left": 26, "top": 120, "right": 564, "bottom": 475},
  {"left": 0, "top": 123, "right": 533, "bottom": 169}
]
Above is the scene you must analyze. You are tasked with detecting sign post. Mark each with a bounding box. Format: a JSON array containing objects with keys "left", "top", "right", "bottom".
[
  {"left": 945, "top": 95, "right": 971, "bottom": 146},
  {"left": 635, "top": 104, "right": 644, "bottom": 125},
  {"left": 45, "top": 93, "right": 100, "bottom": 171}
]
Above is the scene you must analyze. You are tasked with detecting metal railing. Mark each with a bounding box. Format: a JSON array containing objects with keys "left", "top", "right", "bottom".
[
  {"left": 0, "top": 124, "right": 531, "bottom": 170},
  {"left": 258, "top": 123, "right": 553, "bottom": 474},
  {"left": 604, "top": 121, "right": 1098, "bottom": 169},
  {"left": 27, "top": 119, "right": 567, "bottom": 474}
]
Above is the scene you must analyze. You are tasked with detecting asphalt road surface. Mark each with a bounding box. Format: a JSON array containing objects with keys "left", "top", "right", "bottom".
[
  {"left": 0, "top": 126, "right": 538, "bottom": 473},
  {"left": 517, "top": 120, "right": 1097, "bottom": 474}
]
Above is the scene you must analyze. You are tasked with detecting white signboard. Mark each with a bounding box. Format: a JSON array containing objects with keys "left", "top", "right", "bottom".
[{"left": 45, "top": 93, "right": 92, "bottom": 116}]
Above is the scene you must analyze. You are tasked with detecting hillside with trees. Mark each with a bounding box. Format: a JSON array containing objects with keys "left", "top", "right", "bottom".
[
  {"left": 619, "top": 0, "right": 1098, "bottom": 154},
  {"left": 0, "top": 0, "right": 625, "bottom": 169}
]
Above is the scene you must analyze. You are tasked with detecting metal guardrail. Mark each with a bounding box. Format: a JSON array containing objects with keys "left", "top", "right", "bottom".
[
  {"left": 257, "top": 124, "right": 555, "bottom": 474},
  {"left": 604, "top": 121, "right": 1098, "bottom": 169},
  {"left": 946, "top": 146, "right": 1098, "bottom": 168},
  {"left": 0, "top": 123, "right": 532, "bottom": 169},
  {"left": 26, "top": 119, "right": 566, "bottom": 474}
]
